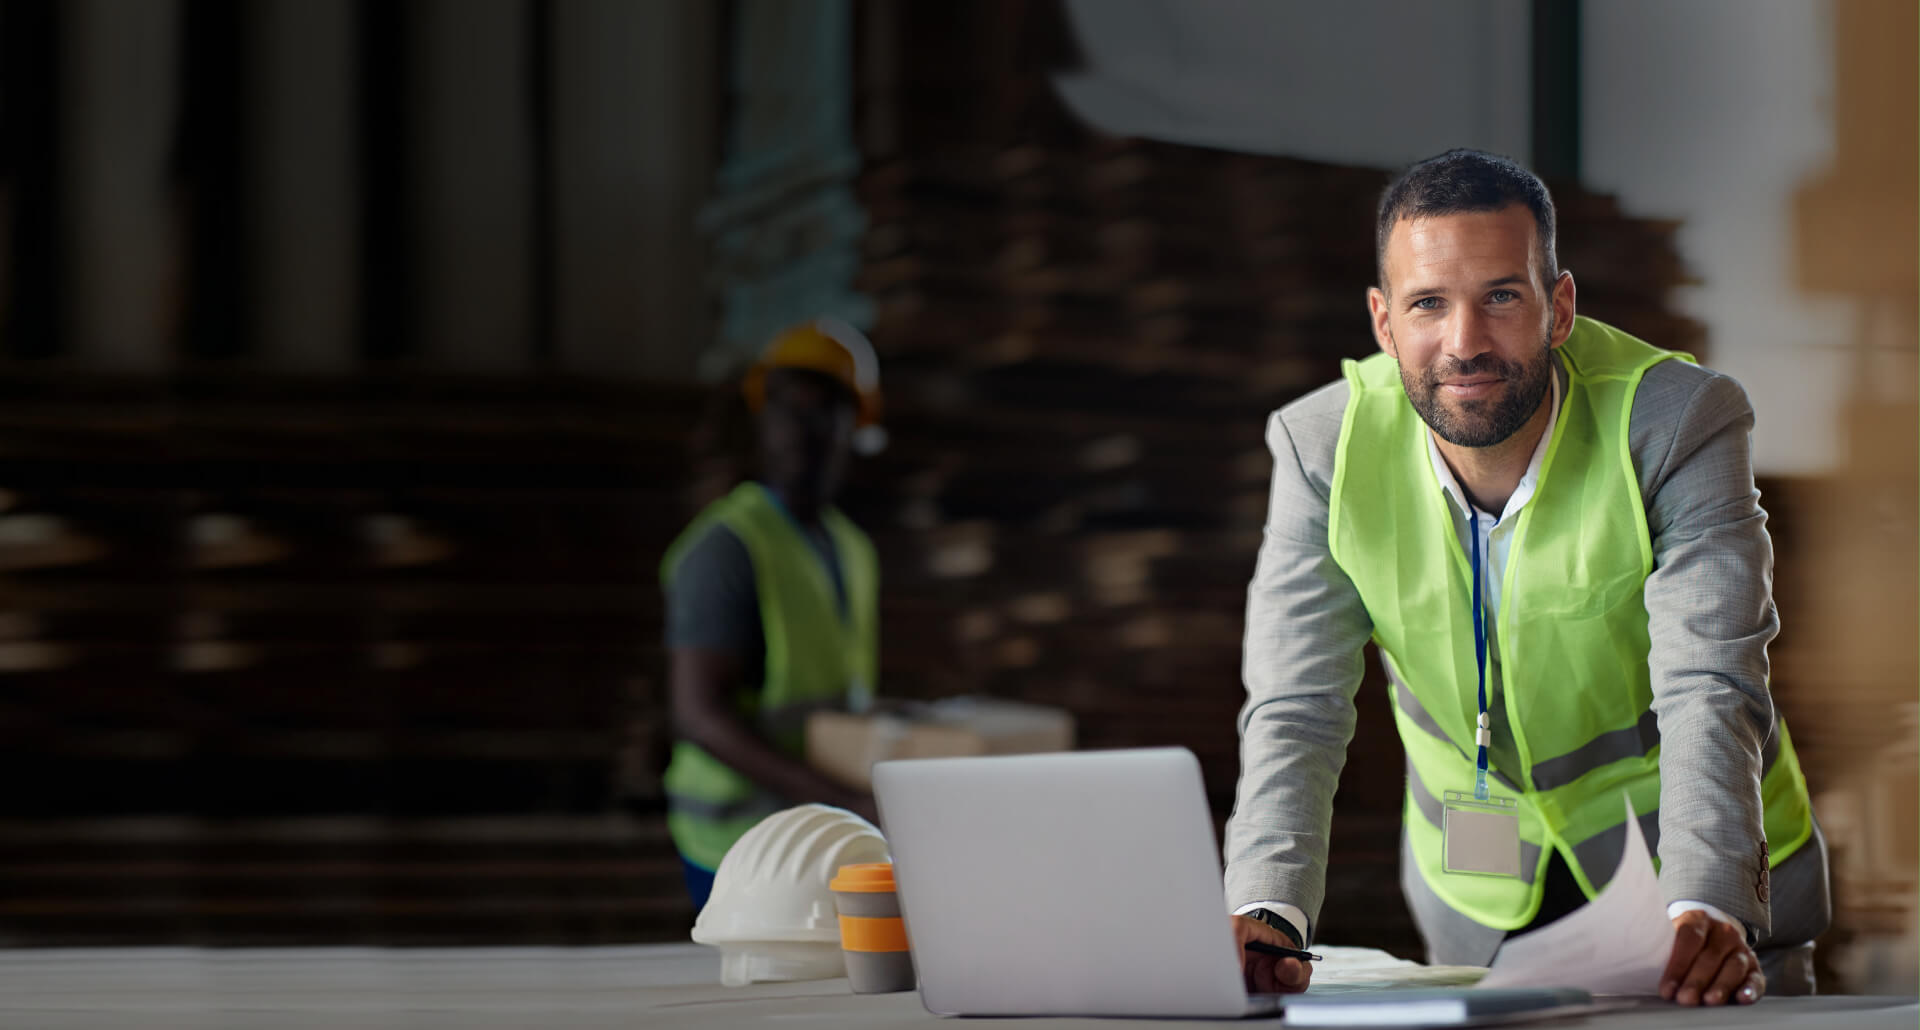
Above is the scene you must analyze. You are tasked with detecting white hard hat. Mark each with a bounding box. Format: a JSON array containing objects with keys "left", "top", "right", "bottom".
[{"left": 690, "top": 804, "right": 889, "bottom": 986}]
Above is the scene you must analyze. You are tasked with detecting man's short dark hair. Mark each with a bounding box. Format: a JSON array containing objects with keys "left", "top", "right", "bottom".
[{"left": 1374, "top": 149, "right": 1558, "bottom": 292}]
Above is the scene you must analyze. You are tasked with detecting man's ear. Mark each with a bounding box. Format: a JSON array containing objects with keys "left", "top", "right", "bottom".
[
  {"left": 1548, "top": 270, "right": 1577, "bottom": 350},
  {"left": 1367, "top": 287, "right": 1395, "bottom": 357}
]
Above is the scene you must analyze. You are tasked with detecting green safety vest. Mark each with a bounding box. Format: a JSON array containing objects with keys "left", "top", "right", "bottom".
[
  {"left": 1328, "top": 316, "right": 1813, "bottom": 929},
  {"left": 659, "top": 482, "right": 879, "bottom": 870}
]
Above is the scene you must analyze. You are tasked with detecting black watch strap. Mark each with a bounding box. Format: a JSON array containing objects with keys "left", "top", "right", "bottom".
[{"left": 1247, "top": 907, "right": 1304, "bottom": 947}]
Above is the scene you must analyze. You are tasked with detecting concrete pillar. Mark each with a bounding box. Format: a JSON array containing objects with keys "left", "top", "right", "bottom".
[
  {"left": 244, "top": 0, "right": 360, "bottom": 374},
  {"left": 700, "top": 0, "right": 872, "bottom": 379},
  {"left": 405, "top": 0, "right": 533, "bottom": 373},
  {"left": 61, "top": 0, "right": 180, "bottom": 372},
  {"left": 552, "top": 0, "right": 718, "bottom": 381}
]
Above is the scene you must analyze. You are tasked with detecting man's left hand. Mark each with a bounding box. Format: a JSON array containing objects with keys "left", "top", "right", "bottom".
[{"left": 1659, "top": 910, "right": 1763, "bottom": 1005}]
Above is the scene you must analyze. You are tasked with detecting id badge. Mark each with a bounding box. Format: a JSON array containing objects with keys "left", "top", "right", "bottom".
[{"left": 1442, "top": 791, "right": 1522, "bottom": 878}]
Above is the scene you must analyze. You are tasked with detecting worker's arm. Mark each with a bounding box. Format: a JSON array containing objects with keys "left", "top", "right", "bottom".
[
  {"left": 1637, "top": 364, "right": 1777, "bottom": 1003},
  {"left": 1224, "top": 384, "right": 1373, "bottom": 950},
  {"left": 669, "top": 647, "right": 877, "bottom": 822}
]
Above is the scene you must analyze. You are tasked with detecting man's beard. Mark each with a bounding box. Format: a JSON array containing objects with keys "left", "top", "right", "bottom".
[{"left": 1399, "top": 335, "right": 1554, "bottom": 448}]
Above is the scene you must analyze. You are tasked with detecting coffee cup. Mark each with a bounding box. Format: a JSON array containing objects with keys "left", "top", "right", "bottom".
[{"left": 829, "top": 862, "right": 915, "bottom": 993}]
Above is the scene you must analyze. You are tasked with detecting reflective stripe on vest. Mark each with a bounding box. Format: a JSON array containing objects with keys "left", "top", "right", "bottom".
[
  {"left": 1392, "top": 667, "right": 1788, "bottom": 792},
  {"left": 659, "top": 482, "right": 880, "bottom": 870},
  {"left": 1331, "top": 316, "right": 1814, "bottom": 929}
]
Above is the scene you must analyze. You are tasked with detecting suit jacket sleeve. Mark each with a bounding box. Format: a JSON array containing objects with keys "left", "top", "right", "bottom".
[
  {"left": 1635, "top": 363, "right": 1781, "bottom": 939},
  {"left": 1222, "top": 384, "right": 1374, "bottom": 931}
]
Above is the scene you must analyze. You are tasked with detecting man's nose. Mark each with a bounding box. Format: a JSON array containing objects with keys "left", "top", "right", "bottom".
[{"left": 1442, "top": 306, "right": 1492, "bottom": 362}]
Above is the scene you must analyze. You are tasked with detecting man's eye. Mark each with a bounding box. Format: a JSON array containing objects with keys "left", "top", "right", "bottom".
[
  {"left": 1412, "top": 297, "right": 1442, "bottom": 310},
  {"left": 1489, "top": 290, "right": 1518, "bottom": 303}
]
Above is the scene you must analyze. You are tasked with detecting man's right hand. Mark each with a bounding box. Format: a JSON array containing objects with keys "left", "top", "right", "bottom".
[{"left": 1232, "top": 915, "right": 1313, "bottom": 994}]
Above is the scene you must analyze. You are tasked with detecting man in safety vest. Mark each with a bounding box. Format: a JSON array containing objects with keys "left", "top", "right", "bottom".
[
  {"left": 1225, "top": 150, "right": 1830, "bottom": 1005},
  {"left": 661, "top": 319, "right": 885, "bottom": 909}
]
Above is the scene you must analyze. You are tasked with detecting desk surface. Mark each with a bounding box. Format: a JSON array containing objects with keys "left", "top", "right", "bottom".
[{"left": 1, "top": 944, "right": 1911, "bottom": 1029}]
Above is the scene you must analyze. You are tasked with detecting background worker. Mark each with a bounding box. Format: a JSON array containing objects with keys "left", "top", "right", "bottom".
[
  {"left": 1226, "top": 150, "right": 1830, "bottom": 1004},
  {"left": 661, "top": 319, "right": 886, "bottom": 909}
]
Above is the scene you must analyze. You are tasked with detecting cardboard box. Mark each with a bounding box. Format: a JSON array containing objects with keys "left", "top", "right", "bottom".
[{"left": 806, "top": 696, "right": 1075, "bottom": 791}]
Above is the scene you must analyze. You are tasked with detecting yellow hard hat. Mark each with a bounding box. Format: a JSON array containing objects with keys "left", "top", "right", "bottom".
[{"left": 742, "top": 318, "right": 883, "bottom": 428}]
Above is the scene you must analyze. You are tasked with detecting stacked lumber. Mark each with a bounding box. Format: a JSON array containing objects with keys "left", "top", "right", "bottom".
[
  {"left": 0, "top": 815, "right": 687, "bottom": 946},
  {"left": 0, "top": 378, "right": 706, "bottom": 943}
]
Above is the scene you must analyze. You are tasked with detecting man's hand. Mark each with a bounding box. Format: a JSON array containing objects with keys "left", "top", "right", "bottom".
[
  {"left": 1660, "top": 910, "right": 1763, "bottom": 1005},
  {"left": 1231, "top": 915, "right": 1313, "bottom": 995}
]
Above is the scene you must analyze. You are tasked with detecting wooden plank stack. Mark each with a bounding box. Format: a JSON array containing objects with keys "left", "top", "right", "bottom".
[{"left": 0, "top": 378, "right": 706, "bottom": 944}]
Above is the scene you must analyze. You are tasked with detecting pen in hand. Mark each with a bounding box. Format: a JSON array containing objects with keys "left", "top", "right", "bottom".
[{"left": 1244, "top": 940, "right": 1322, "bottom": 962}]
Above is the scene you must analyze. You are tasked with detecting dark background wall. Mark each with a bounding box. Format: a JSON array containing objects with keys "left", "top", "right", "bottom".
[{"left": 0, "top": 0, "right": 1910, "bottom": 992}]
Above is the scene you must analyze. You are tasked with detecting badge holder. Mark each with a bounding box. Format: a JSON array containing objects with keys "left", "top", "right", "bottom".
[{"left": 1442, "top": 790, "right": 1522, "bottom": 878}]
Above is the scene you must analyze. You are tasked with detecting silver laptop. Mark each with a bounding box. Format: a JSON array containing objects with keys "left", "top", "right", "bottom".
[{"left": 872, "top": 747, "right": 1281, "bottom": 1018}]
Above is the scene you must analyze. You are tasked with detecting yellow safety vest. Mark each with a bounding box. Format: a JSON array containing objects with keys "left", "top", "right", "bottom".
[
  {"left": 660, "top": 482, "right": 879, "bottom": 870},
  {"left": 1328, "top": 317, "right": 1813, "bottom": 928}
]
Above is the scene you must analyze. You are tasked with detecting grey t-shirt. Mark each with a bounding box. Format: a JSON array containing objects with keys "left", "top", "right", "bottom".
[{"left": 664, "top": 515, "right": 848, "bottom": 689}]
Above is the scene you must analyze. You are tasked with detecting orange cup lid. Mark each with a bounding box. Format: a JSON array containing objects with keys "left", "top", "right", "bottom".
[{"left": 830, "top": 862, "right": 896, "bottom": 892}]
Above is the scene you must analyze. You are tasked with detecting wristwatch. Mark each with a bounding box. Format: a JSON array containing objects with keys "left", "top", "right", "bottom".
[{"left": 1245, "top": 907, "right": 1304, "bottom": 947}]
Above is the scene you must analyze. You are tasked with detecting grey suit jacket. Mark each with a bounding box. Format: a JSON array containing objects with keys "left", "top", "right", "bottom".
[{"left": 1225, "top": 350, "right": 1822, "bottom": 949}]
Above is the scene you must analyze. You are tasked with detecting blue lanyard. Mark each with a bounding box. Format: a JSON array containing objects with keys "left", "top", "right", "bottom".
[{"left": 1469, "top": 509, "right": 1492, "bottom": 801}]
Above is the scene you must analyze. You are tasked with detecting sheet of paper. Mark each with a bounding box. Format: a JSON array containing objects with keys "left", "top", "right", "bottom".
[
  {"left": 1300, "top": 945, "right": 1487, "bottom": 994},
  {"left": 1476, "top": 796, "right": 1670, "bottom": 996}
]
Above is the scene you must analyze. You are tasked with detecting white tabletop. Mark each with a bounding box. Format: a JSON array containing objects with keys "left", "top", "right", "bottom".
[{"left": 0, "top": 944, "right": 1911, "bottom": 1029}]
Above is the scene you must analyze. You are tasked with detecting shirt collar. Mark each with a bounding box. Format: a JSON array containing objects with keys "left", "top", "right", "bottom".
[{"left": 1426, "top": 358, "right": 1563, "bottom": 526}]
